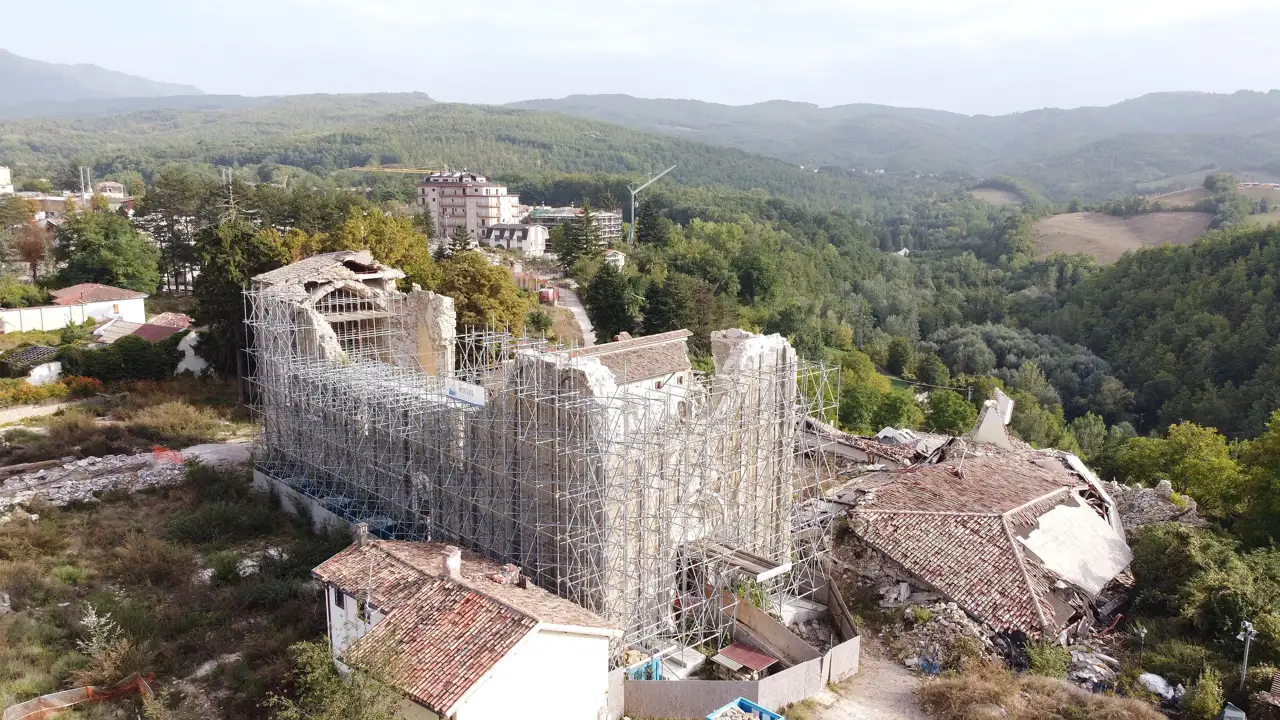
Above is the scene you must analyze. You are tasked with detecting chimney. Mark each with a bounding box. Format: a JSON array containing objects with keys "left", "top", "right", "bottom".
[
  {"left": 443, "top": 545, "right": 462, "bottom": 581},
  {"left": 354, "top": 523, "right": 369, "bottom": 548}
]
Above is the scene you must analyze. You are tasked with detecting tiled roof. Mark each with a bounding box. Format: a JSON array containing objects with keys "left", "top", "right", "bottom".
[
  {"left": 50, "top": 283, "right": 147, "bottom": 305},
  {"left": 847, "top": 447, "right": 1096, "bottom": 634},
  {"left": 146, "top": 312, "right": 193, "bottom": 328},
  {"left": 568, "top": 329, "right": 692, "bottom": 384},
  {"left": 313, "top": 539, "right": 617, "bottom": 713},
  {"left": 344, "top": 579, "right": 535, "bottom": 713},
  {"left": 252, "top": 250, "right": 403, "bottom": 287}
]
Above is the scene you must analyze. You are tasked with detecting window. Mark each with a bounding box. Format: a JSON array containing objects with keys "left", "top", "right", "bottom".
[
  {"left": 112, "top": 304, "right": 119, "bottom": 314},
  {"left": 678, "top": 375, "right": 685, "bottom": 385},
  {"left": 656, "top": 380, "right": 664, "bottom": 390},
  {"left": 333, "top": 590, "right": 345, "bottom": 609}
]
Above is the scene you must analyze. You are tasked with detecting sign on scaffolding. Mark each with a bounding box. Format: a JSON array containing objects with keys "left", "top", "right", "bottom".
[{"left": 444, "top": 378, "right": 487, "bottom": 407}]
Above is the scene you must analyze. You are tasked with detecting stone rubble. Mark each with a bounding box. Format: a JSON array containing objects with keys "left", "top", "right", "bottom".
[
  {"left": 1067, "top": 646, "right": 1121, "bottom": 687},
  {"left": 0, "top": 453, "right": 187, "bottom": 515},
  {"left": 1103, "top": 479, "right": 1205, "bottom": 528},
  {"left": 895, "top": 600, "right": 996, "bottom": 669}
]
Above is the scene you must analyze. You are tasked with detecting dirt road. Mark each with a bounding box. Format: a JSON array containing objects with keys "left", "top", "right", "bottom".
[
  {"left": 0, "top": 401, "right": 83, "bottom": 426},
  {"left": 557, "top": 287, "right": 596, "bottom": 346},
  {"left": 809, "top": 643, "right": 926, "bottom": 720}
]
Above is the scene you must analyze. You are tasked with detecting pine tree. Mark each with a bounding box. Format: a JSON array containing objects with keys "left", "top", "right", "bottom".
[
  {"left": 585, "top": 262, "right": 637, "bottom": 341},
  {"left": 414, "top": 210, "right": 437, "bottom": 239},
  {"left": 447, "top": 226, "right": 473, "bottom": 256},
  {"left": 635, "top": 199, "right": 669, "bottom": 246}
]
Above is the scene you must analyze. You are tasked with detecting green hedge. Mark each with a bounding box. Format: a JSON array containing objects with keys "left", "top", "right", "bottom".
[{"left": 59, "top": 332, "right": 186, "bottom": 382}]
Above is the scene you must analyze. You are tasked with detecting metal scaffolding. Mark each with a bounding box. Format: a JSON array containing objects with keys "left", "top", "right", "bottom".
[{"left": 246, "top": 280, "right": 836, "bottom": 660}]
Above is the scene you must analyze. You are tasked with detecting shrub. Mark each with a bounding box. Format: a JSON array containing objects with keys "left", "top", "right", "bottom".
[
  {"left": 167, "top": 500, "right": 276, "bottom": 545},
  {"left": 113, "top": 532, "right": 196, "bottom": 587},
  {"left": 919, "top": 663, "right": 1164, "bottom": 720},
  {"left": 1026, "top": 638, "right": 1071, "bottom": 678},
  {"left": 126, "top": 401, "right": 223, "bottom": 446},
  {"left": 1182, "top": 666, "right": 1225, "bottom": 720},
  {"left": 62, "top": 375, "right": 103, "bottom": 398},
  {"left": 0, "top": 378, "right": 70, "bottom": 407},
  {"left": 50, "top": 564, "right": 87, "bottom": 586},
  {"left": 908, "top": 605, "right": 934, "bottom": 626},
  {"left": 210, "top": 551, "right": 242, "bottom": 587}
]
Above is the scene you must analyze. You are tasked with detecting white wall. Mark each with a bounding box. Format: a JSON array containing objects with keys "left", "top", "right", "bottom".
[
  {"left": 84, "top": 297, "right": 145, "bottom": 324},
  {"left": 455, "top": 629, "right": 611, "bottom": 720},
  {"left": 325, "top": 585, "right": 386, "bottom": 661}
]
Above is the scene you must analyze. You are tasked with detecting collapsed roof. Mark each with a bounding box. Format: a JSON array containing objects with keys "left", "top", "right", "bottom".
[{"left": 840, "top": 440, "right": 1131, "bottom": 635}]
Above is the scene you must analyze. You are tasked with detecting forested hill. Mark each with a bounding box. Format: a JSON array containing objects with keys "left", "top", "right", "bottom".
[
  {"left": 510, "top": 91, "right": 1280, "bottom": 201},
  {"left": 0, "top": 97, "right": 951, "bottom": 212},
  {"left": 0, "top": 49, "right": 203, "bottom": 108}
]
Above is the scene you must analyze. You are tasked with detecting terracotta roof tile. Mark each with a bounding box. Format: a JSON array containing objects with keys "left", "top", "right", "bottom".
[
  {"left": 344, "top": 579, "right": 535, "bottom": 714},
  {"left": 314, "top": 540, "right": 617, "bottom": 714},
  {"left": 847, "top": 449, "right": 1096, "bottom": 634},
  {"left": 49, "top": 283, "right": 147, "bottom": 305},
  {"left": 131, "top": 324, "right": 183, "bottom": 342},
  {"left": 567, "top": 330, "right": 692, "bottom": 384},
  {"left": 146, "top": 312, "right": 193, "bottom": 328}
]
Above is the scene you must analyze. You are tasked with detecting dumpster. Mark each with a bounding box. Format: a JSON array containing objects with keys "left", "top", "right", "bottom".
[{"left": 706, "top": 697, "right": 783, "bottom": 720}]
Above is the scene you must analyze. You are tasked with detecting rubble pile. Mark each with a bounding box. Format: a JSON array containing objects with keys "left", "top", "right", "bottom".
[
  {"left": 1067, "top": 644, "right": 1121, "bottom": 687},
  {"left": 1104, "top": 479, "right": 1205, "bottom": 528},
  {"left": 0, "top": 453, "right": 187, "bottom": 515},
  {"left": 896, "top": 600, "right": 995, "bottom": 669}
]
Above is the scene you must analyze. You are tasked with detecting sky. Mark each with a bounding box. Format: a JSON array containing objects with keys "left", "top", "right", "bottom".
[{"left": 7, "top": 0, "right": 1280, "bottom": 115}]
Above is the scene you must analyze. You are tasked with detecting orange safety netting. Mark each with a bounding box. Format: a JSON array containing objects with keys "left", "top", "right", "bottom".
[{"left": 2, "top": 673, "right": 157, "bottom": 720}]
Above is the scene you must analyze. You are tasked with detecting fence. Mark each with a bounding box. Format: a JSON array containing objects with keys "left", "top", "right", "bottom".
[
  {"left": 3, "top": 673, "right": 157, "bottom": 720},
  {"left": 623, "top": 636, "right": 860, "bottom": 719}
]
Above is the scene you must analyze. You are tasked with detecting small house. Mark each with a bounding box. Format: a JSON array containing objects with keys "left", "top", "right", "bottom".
[
  {"left": 603, "top": 249, "right": 626, "bottom": 270},
  {"left": 313, "top": 534, "right": 621, "bottom": 720}
]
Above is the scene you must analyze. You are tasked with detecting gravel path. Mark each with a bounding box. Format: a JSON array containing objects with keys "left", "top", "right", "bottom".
[
  {"left": 557, "top": 287, "right": 596, "bottom": 346},
  {"left": 0, "top": 401, "right": 84, "bottom": 426},
  {"left": 810, "top": 642, "right": 927, "bottom": 720}
]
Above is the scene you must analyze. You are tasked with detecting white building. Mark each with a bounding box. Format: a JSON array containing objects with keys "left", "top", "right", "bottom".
[
  {"left": 603, "top": 249, "right": 626, "bottom": 270},
  {"left": 527, "top": 206, "right": 624, "bottom": 243},
  {"left": 94, "top": 181, "right": 126, "bottom": 198},
  {"left": 313, "top": 534, "right": 621, "bottom": 720},
  {"left": 415, "top": 172, "right": 521, "bottom": 239},
  {"left": 0, "top": 166, "right": 12, "bottom": 195},
  {"left": 0, "top": 283, "right": 147, "bottom": 334},
  {"left": 478, "top": 223, "right": 549, "bottom": 256}
]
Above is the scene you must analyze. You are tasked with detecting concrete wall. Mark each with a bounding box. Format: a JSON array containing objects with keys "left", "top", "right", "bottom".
[
  {"left": 605, "top": 668, "right": 625, "bottom": 720},
  {"left": 252, "top": 469, "right": 351, "bottom": 534},
  {"left": 757, "top": 658, "right": 824, "bottom": 711},
  {"left": 1, "top": 304, "right": 84, "bottom": 333},
  {"left": 733, "top": 601, "right": 822, "bottom": 665},
  {"left": 455, "top": 629, "right": 612, "bottom": 720},
  {"left": 827, "top": 636, "right": 861, "bottom": 683},
  {"left": 624, "top": 679, "right": 757, "bottom": 719}
]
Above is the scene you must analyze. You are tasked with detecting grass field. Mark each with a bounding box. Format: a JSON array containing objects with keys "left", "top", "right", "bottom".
[
  {"left": 969, "top": 188, "right": 1023, "bottom": 206},
  {"left": 1239, "top": 186, "right": 1280, "bottom": 204},
  {"left": 1034, "top": 211, "right": 1213, "bottom": 263},
  {"left": 1246, "top": 209, "right": 1280, "bottom": 228},
  {"left": 1149, "top": 188, "right": 1209, "bottom": 208}
]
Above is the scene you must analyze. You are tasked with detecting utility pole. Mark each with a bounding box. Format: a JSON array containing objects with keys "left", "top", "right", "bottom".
[
  {"left": 1238, "top": 620, "right": 1258, "bottom": 691},
  {"left": 628, "top": 165, "right": 676, "bottom": 246}
]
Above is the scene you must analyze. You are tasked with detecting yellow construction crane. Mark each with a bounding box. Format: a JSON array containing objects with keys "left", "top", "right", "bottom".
[{"left": 348, "top": 165, "right": 449, "bottom": 174}]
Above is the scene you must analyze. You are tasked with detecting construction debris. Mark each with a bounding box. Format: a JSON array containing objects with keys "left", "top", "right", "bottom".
[
  {"left": 0, "top": 453, "right": 186, "bottom": 514},
  {"left": 1103, "top": 479, "right": 1205, "bottom": 528}
]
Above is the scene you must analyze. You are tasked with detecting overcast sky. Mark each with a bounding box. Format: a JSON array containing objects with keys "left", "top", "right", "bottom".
[{"left": 8, "top": 0, "right": 1280, "bottom": 115}]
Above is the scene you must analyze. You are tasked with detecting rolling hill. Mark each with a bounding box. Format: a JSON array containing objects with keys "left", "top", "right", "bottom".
[
  {"left": 0, "top": 50, "right": 203, "bottom": 108},
  {"left": 510, "top": 91, "right": 1280, "bottom": 201},
  {"left": 0, "top": 95, "right": 916, "bottom": 212}
]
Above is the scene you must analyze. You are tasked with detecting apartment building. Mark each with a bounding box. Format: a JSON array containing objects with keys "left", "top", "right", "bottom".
[
  {"left": 526, "top": 206, "right": 624, "bottom": 243},
  {"left": 416, "top": 172, "right": 521, "bottom": 238},
  {"left": 479, "top": 223, "right": 549, "bottom": 256},
  {"left": 0, "top": 166, "right": 12, "bottom": 195}
]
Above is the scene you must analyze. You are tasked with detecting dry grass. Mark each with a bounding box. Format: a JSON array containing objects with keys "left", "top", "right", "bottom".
[
  {"left": 549, "top": 306, "right": 584, "bottom": 346},
  {"left": 0, "top": 464, "right": 351, "bottom": 717},
  {"left": 918, "top": 661, "right": 1164, "bottom": 720},
  {"left": 1034, "top": 211, "right": 1213, "bottom": 263},
  {"left": 1246, "top": 209, "right": 1280, "bottom": 228},
  {"left": 1149, "top": 188, "right": 1209, "bottom": 208}
]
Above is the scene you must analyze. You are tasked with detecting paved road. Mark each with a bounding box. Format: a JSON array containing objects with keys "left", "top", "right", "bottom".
[{"left": 557, "top": 287, "right": 596, "bottom": 346}]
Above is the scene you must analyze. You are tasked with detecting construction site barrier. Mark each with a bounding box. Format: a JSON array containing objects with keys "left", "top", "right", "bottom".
[{"left": 2, "top": 673, "right": 156, "bottom": 720}]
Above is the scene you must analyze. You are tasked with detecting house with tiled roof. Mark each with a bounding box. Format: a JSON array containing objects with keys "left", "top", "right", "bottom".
[
  {"left": 838, "top": 439, "right": 1131, "bottom": 636},
  {"left": 0, "top": 283, "right": 146, "bottom": 334},
  {"left": 313, "top": 531, "right": 621, "bottom": 720}
]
